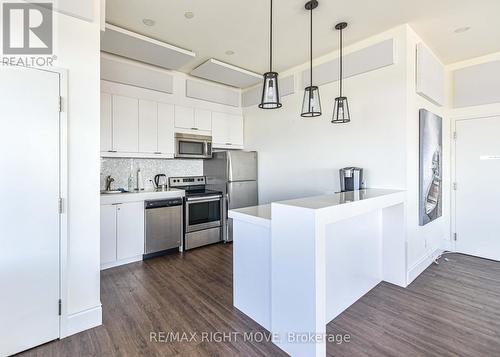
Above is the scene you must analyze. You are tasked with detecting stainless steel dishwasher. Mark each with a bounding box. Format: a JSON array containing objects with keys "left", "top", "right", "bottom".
[{"left": 144, "top": 198, "right": 183, "bottom": 259}]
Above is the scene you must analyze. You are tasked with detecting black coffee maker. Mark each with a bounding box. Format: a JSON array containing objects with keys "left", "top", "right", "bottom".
[{"left": 339, "top": 167, "right": 364, "bottom": 192}]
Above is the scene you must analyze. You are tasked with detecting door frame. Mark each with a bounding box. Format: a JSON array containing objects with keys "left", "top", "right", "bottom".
[{"left": 451, "top": 112, "right": 500, "bottom": 255}]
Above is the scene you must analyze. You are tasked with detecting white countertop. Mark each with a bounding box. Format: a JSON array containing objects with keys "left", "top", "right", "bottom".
[
  {"left": 229, "top": 204, "right": 271, "bottom": 228},
  {"left": 229, "top": 189, "right": 405, "bottom": 227},
  {"left": 100, "top": 188, "right": 185, "bottom": 205},
  {"left": 277, "top": 188, "right": 404, "bottom": 210}
]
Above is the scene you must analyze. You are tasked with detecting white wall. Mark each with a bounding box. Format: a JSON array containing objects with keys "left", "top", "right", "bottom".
[
  {"left": 52, "top": 5, "right": 102, "bottom": 336},
  {"left": 244, "top": 26, "right": 409, "bottom": 203},
  {"left": 405, "top": 28, "right": 450, "bottom": 275}
]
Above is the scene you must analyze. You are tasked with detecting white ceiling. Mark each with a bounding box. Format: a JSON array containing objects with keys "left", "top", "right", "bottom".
[{"left": 106, "top": 0, "right": 500, "bottom": 75}]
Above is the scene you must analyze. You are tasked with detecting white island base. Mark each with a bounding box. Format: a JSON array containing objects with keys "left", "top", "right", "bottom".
[{"left": 229, "top": 189, "right": 407, "bottom": 357}]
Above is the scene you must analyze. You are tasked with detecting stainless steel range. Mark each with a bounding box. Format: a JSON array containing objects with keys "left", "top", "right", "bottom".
[{"left": 169, "top": 176, "right": 224, "bottom": 250}]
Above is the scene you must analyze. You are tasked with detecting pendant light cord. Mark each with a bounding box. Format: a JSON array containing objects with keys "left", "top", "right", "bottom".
[
  {"left": 310, "top": 4, "right": 313, "bottom": 88},
  {"left": 270, "top": 0, "right": 273, "bottom": 73},
  {"left": 339, "top": 26, "right": 343, "bottom": 98}
]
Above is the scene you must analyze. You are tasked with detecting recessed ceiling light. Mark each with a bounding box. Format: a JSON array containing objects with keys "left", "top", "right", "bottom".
[
  {"left": 225, "top": 50, "right": 235, "bottom": 56},
  {"left": 184, "top": 11, "right": 195, "bottom": 19},
  {"left": 142, "top": 18, "right": 155, "bottom": 26},
  {"left": 454, "top": 26, "right": 471, "bottom": 34}
]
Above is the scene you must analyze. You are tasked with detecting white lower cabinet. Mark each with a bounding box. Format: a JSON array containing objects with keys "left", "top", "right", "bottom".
[
  {"left": 100, "top": 202, "right": 145, "bottom": 269},
  {"left": 116, "top": 202, "right": 145, "bottom": 260},
  {"left": 100, "top": 204, "right": 117, "bottom": 265}
]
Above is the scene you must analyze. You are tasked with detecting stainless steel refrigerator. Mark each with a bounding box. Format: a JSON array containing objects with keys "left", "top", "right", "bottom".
[{"left": 204, "top": 151, "right": 258, "bottom": 242}]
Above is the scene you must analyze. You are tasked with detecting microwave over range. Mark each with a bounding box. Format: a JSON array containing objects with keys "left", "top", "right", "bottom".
[{"left": 175, "top": 133, "right": 212, "bottom": 159}]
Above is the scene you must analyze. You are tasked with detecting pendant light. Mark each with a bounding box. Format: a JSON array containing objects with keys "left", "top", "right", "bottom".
[
  {"left": 301, "top": 0, "right": 321, "bottom": 117},
  {"left": 332, "top": 22, "right": 350, "bottom": 123},
  {"left": 259, "top": 0, "right": 282, "bottom": 109}
]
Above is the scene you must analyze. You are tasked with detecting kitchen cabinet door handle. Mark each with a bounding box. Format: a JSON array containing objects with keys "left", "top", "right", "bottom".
[
  {"left": 191, "top": 127, "right": 198, "bottom": 130},
  {"left": 225, "top": 143, "right": 232, "bottom": 146}
]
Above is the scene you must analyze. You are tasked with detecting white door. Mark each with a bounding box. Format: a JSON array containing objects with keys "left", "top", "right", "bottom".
[
  {"left": 455, "top": 116, "right": 500, "bottom": 261},
  {"left": 113, "top": 95, "right": 139, "bottom": 152},
  {"left": 116, "top": 202, "right": 145, "bottom": 260},
  {"left": 0, "top": 66, "right": 61, "bottom": 355},
  {"left": 138, "top": 99, "right": 158, "bottom": 153}
]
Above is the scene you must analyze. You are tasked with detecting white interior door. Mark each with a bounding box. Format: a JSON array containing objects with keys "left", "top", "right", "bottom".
[
  {"left": 0, "top": 66, "right": 61, "bottom": 355},
  {"left": 455, "top": 116, "right": 500, "bottom": 261}
]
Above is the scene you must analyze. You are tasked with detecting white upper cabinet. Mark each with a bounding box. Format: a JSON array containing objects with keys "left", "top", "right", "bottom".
[
  {"left": 229, "top": 114, "right": 244, "bottom": 146},
  {"left": 212, "top": 112, "right": 230, "bottom": 144},
  {"left": 100, "top": 88, "right": 243, "bottom": 156},
  {"left": 174, "top": 105, "right": 195, "bottom": 129},
  {"left": 174, "top": 106, "right": 212, "bottom": 131},
  {"left": 212, "top": 112, "right": 244, "bottom": 148},
  {"left": 138, "top": 99, "right": 158, "bottom": 153},
  {"left": 100, "top": 93, "right": 113, "bottom": 152},
  {"left": 113, "top": 95, "right": 139, "bottom": 152},
  {"left": 194, "top": 109, "right": 212, "bottom": 131},
  {"left": 101, "top": 93, "right": 176, "bottom": 158},
  {"left": 157, "top": 103, "right": 175, "bottom": 154}
]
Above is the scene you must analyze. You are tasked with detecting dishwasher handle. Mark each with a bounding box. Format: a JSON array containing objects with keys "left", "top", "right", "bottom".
[{"left": 145, "top": 198, "right": 183, "bottom": 209}]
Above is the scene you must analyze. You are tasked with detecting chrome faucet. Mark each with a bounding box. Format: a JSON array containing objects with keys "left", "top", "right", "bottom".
[{"left": 105, "top": 175, "right": 115, "bottom": 191}]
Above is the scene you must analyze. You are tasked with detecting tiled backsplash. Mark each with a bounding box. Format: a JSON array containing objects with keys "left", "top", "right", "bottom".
[{"left": 100, "top": 158, "right": 203, "bottom": 191}]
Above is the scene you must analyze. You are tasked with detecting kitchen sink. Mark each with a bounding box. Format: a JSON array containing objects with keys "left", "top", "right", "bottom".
[{"left": 100, "top": 190, "right": 128, "bottom": 194}]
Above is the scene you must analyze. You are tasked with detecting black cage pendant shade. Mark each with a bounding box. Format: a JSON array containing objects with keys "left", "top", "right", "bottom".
[
  {"left": 259, "top": 0, "right": 282, "bottom": 109},
  {"left": 332, "top": 22, "right": 350, "bottom": 123},
  {"left": 301, "top": 0, "right": 321, "bottom": 117}
]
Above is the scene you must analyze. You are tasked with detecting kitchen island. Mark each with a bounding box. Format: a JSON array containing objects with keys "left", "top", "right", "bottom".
[{"left": 229, "top": 189, "right": 407, "bottom": 357}]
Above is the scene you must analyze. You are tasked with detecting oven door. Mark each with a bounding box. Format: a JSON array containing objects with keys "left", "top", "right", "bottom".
[{"left": 185, "top": 195, "right": 222, "bottom": 232}]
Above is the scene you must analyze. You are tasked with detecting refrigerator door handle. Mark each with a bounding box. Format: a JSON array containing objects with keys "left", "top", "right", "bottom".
[{"left": 223, "top": 193, "right": 229, "bottom": 243}]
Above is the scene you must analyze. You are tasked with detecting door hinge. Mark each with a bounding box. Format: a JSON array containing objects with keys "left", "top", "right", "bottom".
[
  {"left": 453, "top": 131, "right": 457, "bottom": 140},
  {"left": 453, "top": 233, "right": 458, "bottom": 241},
  {"left": 58, "top": 299, "right": 62, "bottom": 316},
  {"left": 58, "top": 198, "right": 63, "bottom": 214},
  {"left": 58, "top": 96, "right": 62, "bottom": 112},
  {"left": 453, "top": 182, "right": 458, "bottom": 191}
]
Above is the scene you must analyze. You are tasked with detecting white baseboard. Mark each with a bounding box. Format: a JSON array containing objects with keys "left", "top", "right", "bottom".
[
  {"left": 101, "top": 255, "right": 142, "bottom": 270},
  {"left": 441, "top": 238, "right": 454, "bottom": 252},
  {"left": 407, "top": 248, "right": 443, "bottom": 285},
  {"left": 60, "top": 305, "right": 102, "bottom": 338}
]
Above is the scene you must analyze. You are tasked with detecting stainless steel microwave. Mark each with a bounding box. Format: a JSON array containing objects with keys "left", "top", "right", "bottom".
[{"left": 174, "top": 133, "right": 212, "bottom": 159}]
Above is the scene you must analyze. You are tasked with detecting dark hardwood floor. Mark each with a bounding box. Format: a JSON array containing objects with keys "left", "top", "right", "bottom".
[{"left": 19, "top": 246, "right": 500, "bottom": 357}]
